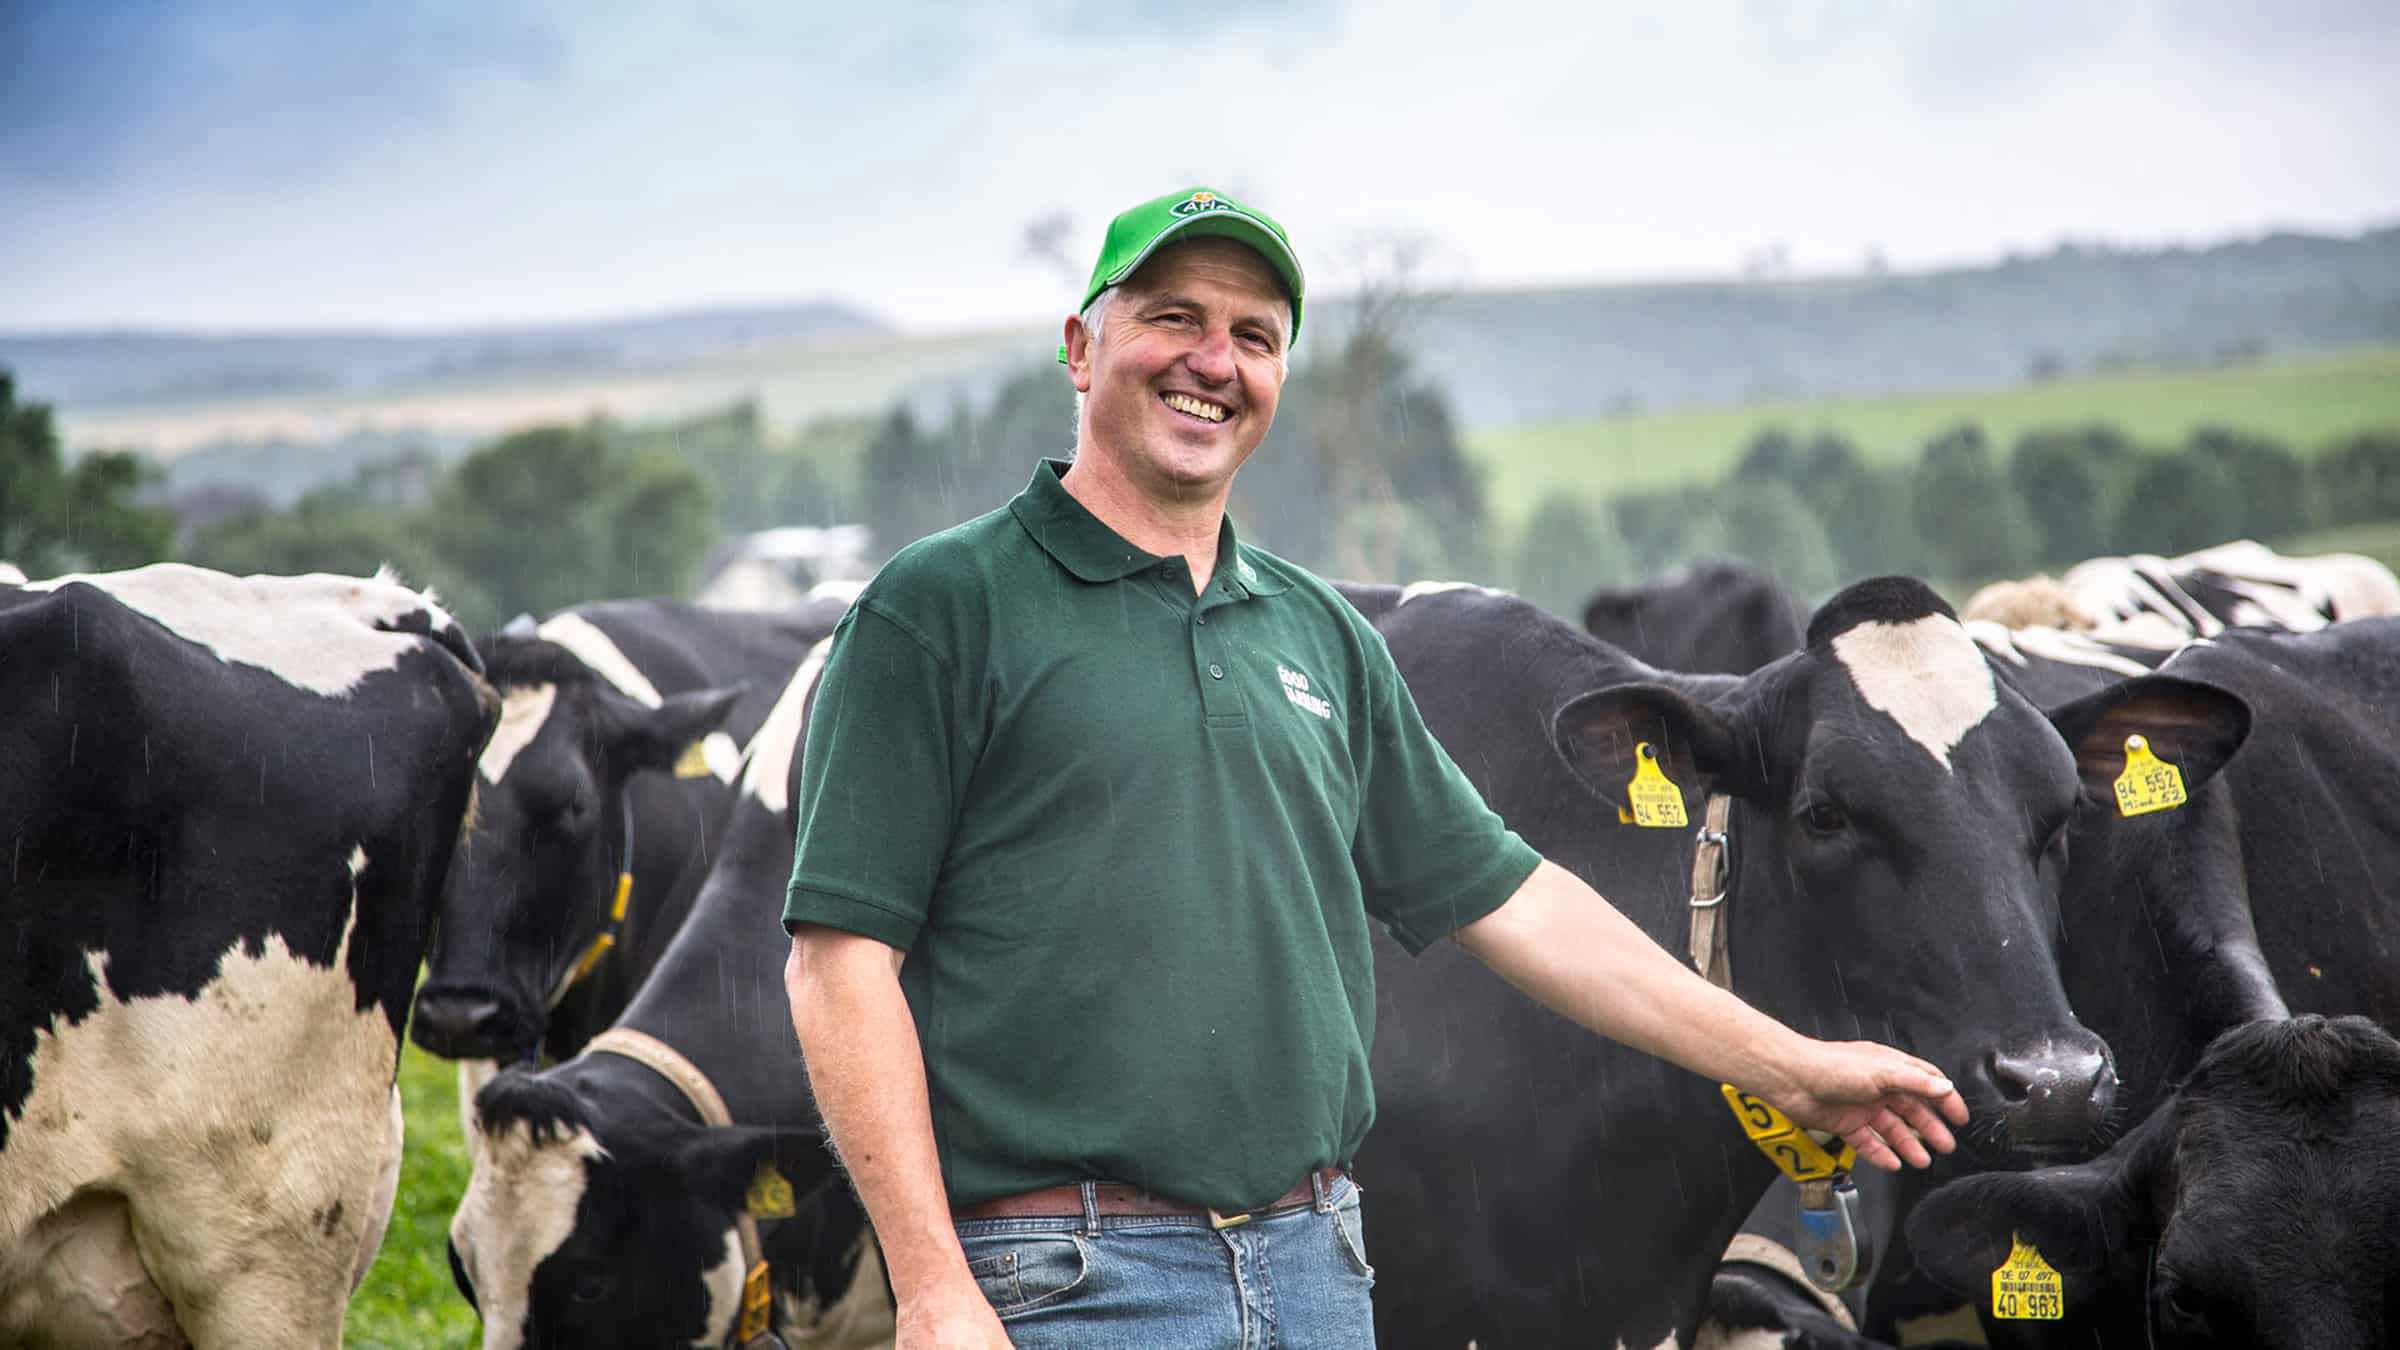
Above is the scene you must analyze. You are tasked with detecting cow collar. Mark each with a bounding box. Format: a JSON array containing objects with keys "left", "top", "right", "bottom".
[
  {"left": 1686, "top": 794, "right": 1733, "bottom": 988},
  {"left": 545, "top": 789, "right": 640, "bottom": 1014},
  {"left": 584, "top": 1027, "right": 787, "bottom": 1350}
]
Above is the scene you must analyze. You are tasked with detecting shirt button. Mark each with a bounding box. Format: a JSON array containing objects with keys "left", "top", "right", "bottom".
[
  {"left": 1195, "top": 614, "right": 1208, "bottom": 626},
  {"left": 1208, "top": 663, "right": 1225, "bottom": 680}
]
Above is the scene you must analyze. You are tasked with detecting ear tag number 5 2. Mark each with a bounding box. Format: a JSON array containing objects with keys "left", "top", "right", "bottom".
[
  {"left": 2113, "top": 734, "right": 2186, "bottom": 817},
  {"left": 1625, "top": 742, "right": 1688, "bottom": 829}
]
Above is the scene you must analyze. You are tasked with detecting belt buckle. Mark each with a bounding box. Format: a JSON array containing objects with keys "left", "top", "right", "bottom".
[{"left": 1207, "top": 1207, "right": 1253, "bottom": 1230}]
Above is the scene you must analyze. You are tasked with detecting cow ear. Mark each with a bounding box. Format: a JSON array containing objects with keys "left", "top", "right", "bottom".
[
  {"left": 609, "top": 685, "right": 746, "bottom": 775},
  {"left": 1904, "top": 1104, "right": 2171, "bottom": 1318},
  {"left": 675, "top": 1124, "right": 836, "bottom": 1214},
  {"left": 1553, "top": 681, "right": 1750, "bottom": 813},
  {"left": 2046, "top": 675, "right": 2250, "bottom": 807}
]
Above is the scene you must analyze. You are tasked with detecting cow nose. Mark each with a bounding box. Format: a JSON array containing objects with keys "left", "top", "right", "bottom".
[
  {"left": 411, "top": 990, "right": 512, "bottom": 1059},
  {"left": 1983, "top": 1038, "right": 2116, "bottom": 1152}
]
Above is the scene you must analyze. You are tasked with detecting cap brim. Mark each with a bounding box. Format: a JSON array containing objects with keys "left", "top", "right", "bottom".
[{"left": 1103, "top": 211, "right": 1305, "bottom": 333}]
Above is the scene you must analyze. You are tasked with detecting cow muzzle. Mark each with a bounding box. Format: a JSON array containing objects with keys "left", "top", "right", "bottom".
[
  {"left": 1975, "top": 1035, "right": 2116, "bottom": 1156},
  {"left": 411, "top": 987, "right": 531, "bottom": 1061}
]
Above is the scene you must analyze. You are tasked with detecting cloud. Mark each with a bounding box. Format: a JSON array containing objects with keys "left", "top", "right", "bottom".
[{"left": 0, "top": 0, "right": 565, "bottom": 191}]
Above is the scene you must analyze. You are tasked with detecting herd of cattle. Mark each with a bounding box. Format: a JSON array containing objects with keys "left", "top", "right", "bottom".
[{"left": 4, "top": 539, "right": 2398, "bottom": 1349}]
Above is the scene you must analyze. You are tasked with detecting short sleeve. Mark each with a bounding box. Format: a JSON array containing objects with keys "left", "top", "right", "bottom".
[
  {"left": 783, "top": 601, "right": 974, "bottom": 948},
  {"left": 1351, "top": 637, "right": 1544, "bottom": 955}
]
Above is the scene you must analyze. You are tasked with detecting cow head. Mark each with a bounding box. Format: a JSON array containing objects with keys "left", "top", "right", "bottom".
[
  {"left": 412, "top": 638, "right": 742, "bottom": 1062},
  {"left": 449, "top": 1063, "right": 858, "bottom": 1350},
  {"left": 1908, "top": 1015, "right": 2400, "bottom": 1348},
  {"left": 1554, "top": 578, "right": 2228, "bottom": 1161}
]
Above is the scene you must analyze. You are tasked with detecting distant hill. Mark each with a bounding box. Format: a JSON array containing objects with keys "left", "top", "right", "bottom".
[
  {"left": 0, "top": 301, "right": 888, "bottom": 409},
  {"left": 1370, "top": 225, "right": 2400, "bottom": 428}
]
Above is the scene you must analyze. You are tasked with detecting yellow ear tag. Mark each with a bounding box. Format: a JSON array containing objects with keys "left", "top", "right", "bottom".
[
  {"left": 1991, "top": 1234, "right": 2064, "bottom": 1320},
  {"left": 745, "top": 1162, "right": 797, "bottom": 1220},
  {"left": 1718, "top": 1083, "right": 1856, "bottom": 1182},
  {"left": 737, "top": 1259, "right": 774, "bottom": 1341},
  {"left": 672, "top": 740, "right": 714, "bottom": 779},
  {"left": 2113, "top": 734, "right": 2187, "bottom": 817},
  {"left": 1625, "top": 742, "right": 1688, "bottom": 829}
]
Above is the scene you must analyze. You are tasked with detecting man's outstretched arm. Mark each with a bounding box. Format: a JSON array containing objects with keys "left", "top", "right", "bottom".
[{"left": 1454, "top": 859, "right": 1969, "bottom": 1169}]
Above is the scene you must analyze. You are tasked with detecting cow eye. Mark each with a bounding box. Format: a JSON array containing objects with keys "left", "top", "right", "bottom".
[
  {"left": 572, "top": 1269, "right": 615, "bottom": 1304},
  {"left": 1803, "top": 801, "right": 1848, "bottom": 834}
]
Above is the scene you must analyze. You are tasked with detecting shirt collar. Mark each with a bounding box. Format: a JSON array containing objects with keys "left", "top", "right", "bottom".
[{"left": 1010, "top": 459, "right": 1288, "bottom": 596}]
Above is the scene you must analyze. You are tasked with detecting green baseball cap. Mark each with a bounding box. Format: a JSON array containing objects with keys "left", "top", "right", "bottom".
[{"left": 1058, "top": 186, "right": 1305, "bottom": 363}]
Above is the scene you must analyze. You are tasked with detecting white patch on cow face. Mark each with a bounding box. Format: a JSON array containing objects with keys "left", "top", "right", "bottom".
[
  {"left": 478, "top": 684, "right": 559, "bottom": 783},
  {"left": 1832, "top": 615, "right": 1997, "bottom": 772},
  {"left": 0, "top": 859, "right": 401, "bottom": 1346},
  {"left": 26, "top": 562, "right": 457, "bottom": 698},
  {"left": 534, "top": 613, "right": 664, "bottom": 708},
  {"left": 697, "top": 1225, "right": 745, "bottom": 1347},
  {"left": 699, "top": 730, "right": 742, "bottom": 784},
  {"left": 740, "top": 637, "right": 834, "bottom": 814},
  {"left": 451, "top": 1116, "right": 608, "bottom": 1350}
]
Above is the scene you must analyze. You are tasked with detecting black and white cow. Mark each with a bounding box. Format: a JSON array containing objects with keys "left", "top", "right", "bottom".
[
  {"left": 1356, "top": 578, "right": 2229, "bottom": 1349},
  {"left": 412, "top": 597, "right": 843, "bottom": 1066},
  {"left": 1968, "top": 541, "right": 2400, "bottom": 647},
  {"left": 0, "top": 564, "right": 495, "bottom": 1349},
  {"left": 446, "top": 638, "right": 892, "bottom": 1350},
  {"left": 1583, "top": 558, "right": 1808, "bottom": 676}
]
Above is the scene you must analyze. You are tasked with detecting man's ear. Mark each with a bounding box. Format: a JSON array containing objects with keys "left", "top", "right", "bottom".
[
  {"left": 2046, "top": 675, "right": 2250, "bottom": 807},
  {"left": 1063, "top": 312, "right": 1096, "bottom": 393},
  {"left": 1552, "top": 681, "right": 1750, "bottom": 816},
  {"left": 605, "top": 686, "right": 746, "bottom": 776},
  {"left": 1905, "top": 1105, "right": 2170, "bottom": 1318}
]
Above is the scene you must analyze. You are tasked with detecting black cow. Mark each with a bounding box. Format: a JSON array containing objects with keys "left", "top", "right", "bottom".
[
  {"left": 413, "top": 597, "right": 843, "bottom": 1065},
  {"left": 1901, "top": 619, "right": 2400, "bottom": 1346},
  {"left": 1355, "top": 578, "right": 2246, "bottom": 1348},
  {"left": 1583, "top": 557, "right": 1808, "bottom": 676},
  {"left": 0, "top": 565, "right": 495, "bottom": 1349},
  {"left": 446, "top": 638, "right": 891, "bottom": 1350}
]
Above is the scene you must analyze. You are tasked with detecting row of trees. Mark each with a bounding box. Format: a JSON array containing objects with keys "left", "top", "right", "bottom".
[
  {"left": 10, "top": 351, "right": 2400, "bottom": 632},
  {"left": 1505, "top": 422, "right": 2400, "bottom": 620}
]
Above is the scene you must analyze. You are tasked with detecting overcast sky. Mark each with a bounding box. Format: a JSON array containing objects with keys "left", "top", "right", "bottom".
[{"left": 5, "top": 0, "right": 2395, "bottom": 335}]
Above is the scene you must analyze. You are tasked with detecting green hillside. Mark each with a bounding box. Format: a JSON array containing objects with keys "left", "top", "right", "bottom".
[{"left": 1467, "top": 345, "right": 2400, "bottom": 526}]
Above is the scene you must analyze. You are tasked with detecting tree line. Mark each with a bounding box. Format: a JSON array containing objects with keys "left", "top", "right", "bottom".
[{"left": 6, "top": 355, "right": 2399, "bottom": 632}]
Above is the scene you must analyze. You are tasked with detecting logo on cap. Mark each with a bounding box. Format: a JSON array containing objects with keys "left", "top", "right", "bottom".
[{"left": 1172, "top": 191, "right": 1232, "bottom": 218}]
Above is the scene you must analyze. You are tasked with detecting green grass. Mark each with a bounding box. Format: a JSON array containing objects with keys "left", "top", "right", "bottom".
[
  {"left": 346, "top": 1043, "right": 479, "bottom": 1348},
  {"left": 1466, "top": 345, "right": 2400, "bottom": 525}
]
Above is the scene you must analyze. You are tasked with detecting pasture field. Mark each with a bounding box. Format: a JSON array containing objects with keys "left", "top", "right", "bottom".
[
  {"left": 348, "top": 1043, "right": 479, "bottom": 1347},
  {"left": 1465, "top": 345, "right": 2400, "bottom": 525}
]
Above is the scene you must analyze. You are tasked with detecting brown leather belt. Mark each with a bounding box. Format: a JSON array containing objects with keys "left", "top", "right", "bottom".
[{"left": 955, "top": 1166, "right": 1349, "bottom": 1230}]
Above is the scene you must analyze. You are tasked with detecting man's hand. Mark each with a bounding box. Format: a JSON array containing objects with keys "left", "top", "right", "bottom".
[
  {"left": 894, "top": 1277, "right": 1014, "bottom": 1350},
  {"left": 1752, "top": 1038, "right": 1969, "bottom": 1170}
]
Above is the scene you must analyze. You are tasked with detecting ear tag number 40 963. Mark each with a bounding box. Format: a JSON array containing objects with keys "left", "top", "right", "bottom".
[
  {"left": 1991, "top": 1234, "right": 2064, "bottom": 1320},
  {"left": 2113, "top": 734, "right": 2186, "bottom": 817},
  {"left": 1624, "top": 741, "right": 1688, "bottom": 829}
]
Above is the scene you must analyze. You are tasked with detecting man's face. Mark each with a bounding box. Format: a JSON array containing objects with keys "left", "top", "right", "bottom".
[{"left": 1068, "top": 236, "right": 1290, "bottom": 497}]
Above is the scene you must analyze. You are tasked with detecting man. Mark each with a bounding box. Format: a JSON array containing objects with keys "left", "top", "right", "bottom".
[{"left": 783, "top": 186, "right": 1966, "bottom": 1348}]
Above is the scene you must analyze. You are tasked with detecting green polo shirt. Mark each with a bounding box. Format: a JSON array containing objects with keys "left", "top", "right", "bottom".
[{"left": 784, "top": 460, "right": 1541, "bottom": 1211}]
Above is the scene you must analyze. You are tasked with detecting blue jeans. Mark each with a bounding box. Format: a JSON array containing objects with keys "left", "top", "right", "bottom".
[{"left": 954, "top": 1173, "right": 1376, "bottom": 1348}]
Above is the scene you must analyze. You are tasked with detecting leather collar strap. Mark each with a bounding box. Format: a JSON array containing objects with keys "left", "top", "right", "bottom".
[
  {"left": 1720, "top": 1233, "right": 1859, "bottom": 1332},
  {"left": 584, "top": 1028, "right": 783, "bottom": 1350},
  {"left": 1687, "top": 794, "right": 1734, "bottom": 990}
]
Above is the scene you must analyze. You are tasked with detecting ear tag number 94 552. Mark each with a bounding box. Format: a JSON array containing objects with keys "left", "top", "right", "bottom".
[
  {"left": 1625, "top": 742, "right": 1688, "bottom": 829},
  {"left": 2113, "top": 734, "right": 2186, "bottom": 817}
]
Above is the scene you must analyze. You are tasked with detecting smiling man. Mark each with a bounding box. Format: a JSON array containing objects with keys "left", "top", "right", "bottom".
[{"left": 782, "top": 186, "right": 1968, "bottom": 1348}]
